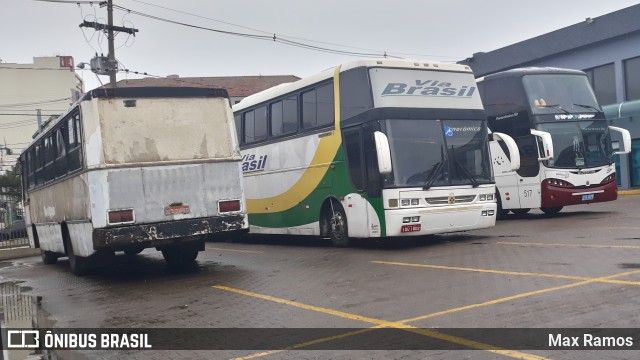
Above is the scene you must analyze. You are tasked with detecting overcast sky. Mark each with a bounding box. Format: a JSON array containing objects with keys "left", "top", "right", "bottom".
[{"left": 2, "top": 0, "right": 640, "bottom": 91}]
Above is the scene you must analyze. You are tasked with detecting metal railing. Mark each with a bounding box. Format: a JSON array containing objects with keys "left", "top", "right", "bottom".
[{"left": 0, "top": 198, "right": 28, "bottom": 248}]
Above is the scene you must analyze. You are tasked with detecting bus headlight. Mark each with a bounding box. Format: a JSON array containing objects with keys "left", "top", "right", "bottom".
[
  {"left": 401, "top": 198, "right": 420, "bottom": 207},
  {"left": 479, "top": 194, "right": 486, "bottom": 201}
]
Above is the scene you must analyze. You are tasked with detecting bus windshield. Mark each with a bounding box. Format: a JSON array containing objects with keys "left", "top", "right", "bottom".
[
  {"left": 537, "top": 120, "right": 613, "bottom": 168},
  {"left": 522, "top": 74, "right": 600, "bottom": 115},
  {"left": 383, "top": 119, "right": 492, "bottom": 188}
]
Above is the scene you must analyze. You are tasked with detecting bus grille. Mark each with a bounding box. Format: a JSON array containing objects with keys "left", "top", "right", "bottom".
[{"left": 425, "top": 195, "right": 476, "bottom": 205}]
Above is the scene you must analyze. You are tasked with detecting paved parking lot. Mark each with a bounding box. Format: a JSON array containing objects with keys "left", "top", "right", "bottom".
[{"left": 1, "top": 195, "right": 639, "bottom": 360}]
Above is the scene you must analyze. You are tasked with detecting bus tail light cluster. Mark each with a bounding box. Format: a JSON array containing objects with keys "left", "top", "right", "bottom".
[
  {"left": 218, "top": 199, "right": 241, "bottom": 213},
  {"left": 600, "top": 173, "right": 615, "bottom": 184},
  {"left": 107, "top": 209, "right": 134, "bottom": 225},
  {"left": 545, "top": 178, "right": 574, "bottom": 188}
]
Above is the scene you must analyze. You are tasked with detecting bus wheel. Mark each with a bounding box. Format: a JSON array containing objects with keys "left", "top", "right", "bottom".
[
  {"left": 64, "top": 230, "right": 90, "bottom": 275},
  {"left": 511, "top": 208, "right": 531, "bottom": 215},
  {"left": 540, "top": 207, "right": 563, "bottom": 215},
  {"left": 325, "top": 202, "right": 350, "bottom": 247},
  {"left": 41, "top": 250, "right": 58, "bottom": 265}
]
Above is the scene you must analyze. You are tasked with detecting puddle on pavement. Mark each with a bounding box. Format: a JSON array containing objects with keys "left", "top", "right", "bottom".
[
  {"left": 618, "top": 263, "right": 640, "bottom": 269},
  {"left": 0, "top": 281, "right": 57, "bottom": 360}
]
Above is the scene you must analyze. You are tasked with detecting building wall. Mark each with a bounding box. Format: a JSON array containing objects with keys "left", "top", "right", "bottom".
[{"left": 0, "top": 56, "right": 83, "bottom": 172}]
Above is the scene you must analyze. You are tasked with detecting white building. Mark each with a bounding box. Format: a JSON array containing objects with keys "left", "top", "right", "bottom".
[{"left": 0, "top": 56, "right": 84, "bottom": 173}]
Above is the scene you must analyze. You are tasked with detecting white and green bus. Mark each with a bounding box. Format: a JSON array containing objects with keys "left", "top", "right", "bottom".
[{"left": 233, "top": 59, "right": 520, "bottom": 246}]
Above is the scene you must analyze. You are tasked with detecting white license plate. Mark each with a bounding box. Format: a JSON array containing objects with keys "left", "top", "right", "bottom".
[{"left": 582, "top": 194, "right": 594, "bottom": 201}]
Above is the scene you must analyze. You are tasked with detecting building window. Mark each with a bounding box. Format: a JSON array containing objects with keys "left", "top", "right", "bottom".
[
  {"left": 632, "top": 140, "right": 640, "bottom": 188},
  {"left": 584, "top": 64, "right": 616, "bottom": 105},
  {"left": 624, "top": 56, "right": 640, "bottom": 101}
]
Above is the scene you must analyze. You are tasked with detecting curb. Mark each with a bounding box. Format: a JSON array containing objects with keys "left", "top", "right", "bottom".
[
  {"left": 0, "top": 247, "right": 40, "bottom": 261},
  {"left": 619, "top": 189, "right": 640, "bottom": 195}
]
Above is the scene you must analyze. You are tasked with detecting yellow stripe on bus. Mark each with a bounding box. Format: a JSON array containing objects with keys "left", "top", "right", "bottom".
[{"left": 246, "top": 65, "right": 343, "bottom": 214}]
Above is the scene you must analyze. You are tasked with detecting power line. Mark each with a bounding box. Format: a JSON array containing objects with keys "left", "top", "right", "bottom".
[
  {"left": 0, "top": 98, "right": 72, "bottom": 108},
  {"left": 111, "top": 5, "right": 389, "bottom": 58},
  {"left": 127, "top": 0, "right": 463, "bottom": 59}
]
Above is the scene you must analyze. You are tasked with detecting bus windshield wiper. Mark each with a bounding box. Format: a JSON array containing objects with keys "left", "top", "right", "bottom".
[
  {"left": 573, "top": 103, "right": 601, "bottom": 112},
  {"left": 450, "top": 145, "right": 479, "bottom": 188},
  {"left": 537, "top": 104, "right": 571, "bottom": 114},
  {"left": 423, "top": 160, "right": 446, "bottom": 190}
]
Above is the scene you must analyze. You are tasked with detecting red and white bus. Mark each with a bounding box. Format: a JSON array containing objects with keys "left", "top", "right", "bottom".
[{"left": 478, "top": 67, "right": 631, "bottom": 217}]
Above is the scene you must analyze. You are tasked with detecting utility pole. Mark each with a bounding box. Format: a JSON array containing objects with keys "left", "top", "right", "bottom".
[
  {"left": 107, "top": 0, "right": 117, "bottom": 87},
  {"left": 79, "top": 0, "right": 138, "bottom": 88}
]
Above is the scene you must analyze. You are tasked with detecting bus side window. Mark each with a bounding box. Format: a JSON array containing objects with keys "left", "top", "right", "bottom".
[
  {"left": 316, "top": 83, "right": 334, "bottom": 127},
  {"left": 243, "top": 107, "right": 268, "bottom": 143},
  {"left": 363, "top": 127, "right": 382, "bottom": 198},
  {"left": 302, "top": 89, "right": 317, "bottom": 129},
  {"left": 67, "top": 112, "right": 83, "bottom": 172},
  {"left": 343, "top": 130, "right": 364, "bottom": 190},
  {"left": 515, "top": 135, "right": 540, "bottom": 177}
]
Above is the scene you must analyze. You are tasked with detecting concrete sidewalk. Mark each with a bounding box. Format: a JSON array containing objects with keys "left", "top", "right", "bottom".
[
  {"left": 0, "top": 246, "right": 40, "bottom": 260},
  {"left": 619, "top": 189, "right": 640, "bottom": 195}
]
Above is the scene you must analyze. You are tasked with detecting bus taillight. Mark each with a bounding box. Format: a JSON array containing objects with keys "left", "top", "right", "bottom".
[
  {"left": 219, "top": 200, "right": 241, "bottom": 213},
  {"left": 107, "top": 209, "right": 135, "bottom": 224}
]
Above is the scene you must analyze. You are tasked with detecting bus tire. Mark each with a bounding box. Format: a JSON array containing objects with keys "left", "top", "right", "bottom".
[
  {"left": 324, "top": 202, "right": 350, "bottom": 247},
  {"left": 41, "top": 250, "right": 58, "bottom": 265},
  {"left": 540, "top": 206, "right": 563, "bottom": 215},
  {"left": 64, "top": 229, "right": 90, "bottom": 276},
  {"left": 511, "top": 208, "right": 531, "bottom": 215}
]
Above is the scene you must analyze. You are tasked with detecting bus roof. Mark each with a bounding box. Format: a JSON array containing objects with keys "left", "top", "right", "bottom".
[
  {"left": 477, "top": 67, "right": 587, "bottom": 82},
  {"left": 233, "top": 59, "right": 474, "bottom": 111},
  {"left": 21, "top": 86, "right": 230, "bottom": 155}
]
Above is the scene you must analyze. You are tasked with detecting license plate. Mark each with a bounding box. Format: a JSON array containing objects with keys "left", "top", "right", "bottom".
[
  {"left": 164, "top": 204, "right": 190, "bottom": 215},
  {"left": 581, "top": 194, "right": 594, "bottom": 201},
  {"left": 401, "top": 224, "right": 421, "bottom": 233}
]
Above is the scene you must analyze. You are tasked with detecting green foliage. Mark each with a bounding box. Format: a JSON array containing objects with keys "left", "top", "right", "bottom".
[{"left": 0, "top": 165, "right": 22, "bottom": 200}]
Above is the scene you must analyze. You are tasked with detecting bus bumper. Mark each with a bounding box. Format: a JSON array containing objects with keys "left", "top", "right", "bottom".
[
  {"left": 384, "top": 203, "right": 497, "bottom": 237},
  {"left": 541, "top": 180, "right": 617, "bottom": 208},
  {"left": 92, "top": 214, "right": 247, "bottom": 251}
]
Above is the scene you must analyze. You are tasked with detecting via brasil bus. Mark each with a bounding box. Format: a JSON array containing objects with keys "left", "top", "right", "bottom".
[
  {"left": 477, "top": 67, "right": 631, "bottom": 217},
  {"left": 19, "top": 87, "right": 248, "bottom": 274},
  {"left": 233, "top": 59, "right": 520, "bottom": 246}
]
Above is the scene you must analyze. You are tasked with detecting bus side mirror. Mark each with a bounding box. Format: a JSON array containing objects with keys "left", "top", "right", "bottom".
[
  {"left": 530, "top": 129, "right": 554, "bottom": 161},
  {"left": 492, "top": 132, "right": 520, "bottom": 171},
  {"left": 373, "top": 131, "right": 392, "bottom": 175},
  {"left": 609, "top": 126, "right": 631, "bottom": 155}
]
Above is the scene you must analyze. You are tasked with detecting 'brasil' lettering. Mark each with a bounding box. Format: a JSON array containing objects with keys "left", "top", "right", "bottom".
[
  {"left": 242, "top": 154, "right": 268, "bottom": 173},
  {"left": 382, "top": 79, "right": 476, "bottom": 97}
]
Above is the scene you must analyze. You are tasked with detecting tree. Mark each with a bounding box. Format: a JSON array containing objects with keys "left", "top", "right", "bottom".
[{"left": 0, "top": 165, "right": 22, "bottom": 201}]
